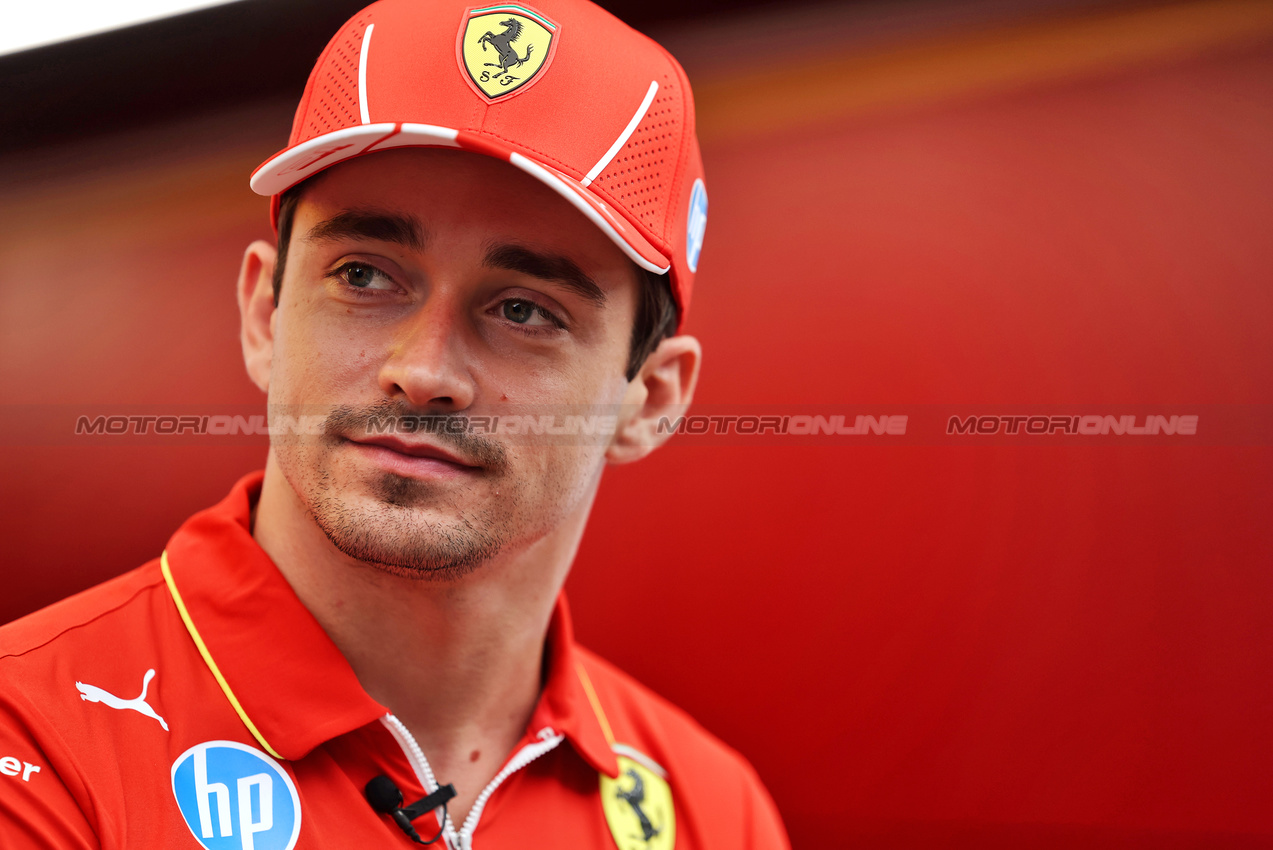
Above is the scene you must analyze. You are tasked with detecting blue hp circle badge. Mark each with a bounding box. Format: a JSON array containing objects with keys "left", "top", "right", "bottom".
[
  {"left": 171, "top": 741, "right": 301, "bottom": 850},
  {"left": 686, "top": 178, "right": 708, "bottom": 273}
]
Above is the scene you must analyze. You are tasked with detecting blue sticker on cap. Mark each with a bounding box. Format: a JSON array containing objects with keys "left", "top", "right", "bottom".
[
  {"left": 686, "top": 179, "right": 708, "bottom": 273},
  {"left": 171, "top": 741, "right": 301, "bottom": 850}
]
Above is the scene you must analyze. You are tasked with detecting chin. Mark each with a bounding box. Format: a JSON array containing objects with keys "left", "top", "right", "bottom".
[{"left": 315, "top": 500, "right": 507, "bottom": 579}]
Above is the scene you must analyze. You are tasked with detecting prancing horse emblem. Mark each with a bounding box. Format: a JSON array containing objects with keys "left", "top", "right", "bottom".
[
  {"left": 458, "top": 5, "right": 558, "bottom": 101},
  {"left": 478, "top": 19, "right": 534, "bottom": 76},
  {"left": 616, "top": 768, "right": 660, "bottom": 842},
  {"left": 600, "top": 752, "right": 675, "bottom": 849},
  {"left": 76, "top": 668, "right": 169, "bottom": 731}
]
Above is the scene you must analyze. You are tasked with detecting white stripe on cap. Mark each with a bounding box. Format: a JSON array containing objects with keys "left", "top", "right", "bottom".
[
  {"left": 581, "top": 80, "right": 658, "bottom": 188},
  {"left": 358, "top": 23, "right": 375, "bottom": 125}
]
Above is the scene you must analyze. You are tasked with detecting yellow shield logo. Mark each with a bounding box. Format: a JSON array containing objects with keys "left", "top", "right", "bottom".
[
  {"left": 600, "top": 754, "right": 675, "bottom": 850},
  {"left": 459, "top": 4, "right": 558, "bottom": 101}
]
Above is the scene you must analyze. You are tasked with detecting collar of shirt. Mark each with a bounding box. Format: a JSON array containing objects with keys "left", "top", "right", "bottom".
[{"left": 162, "top": 470, "right": 619, "bottom": 778}]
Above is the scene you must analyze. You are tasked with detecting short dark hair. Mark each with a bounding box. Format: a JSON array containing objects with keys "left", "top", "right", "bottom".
[{"left": 272, "top": 184, "right": 678, "bottom": 381}]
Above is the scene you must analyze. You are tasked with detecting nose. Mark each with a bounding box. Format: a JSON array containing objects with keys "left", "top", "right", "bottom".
[{"left": 377, "top": 294, "right": 477, "bottom": 411}]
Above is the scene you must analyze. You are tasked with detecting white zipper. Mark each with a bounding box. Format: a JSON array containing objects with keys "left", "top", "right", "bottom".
[
  {"left": 454, "top": 726, "right": 564, "bottom": 848},
  {"left": 381, "top": 715, "right": 454, "bottom": 847},
  {"left": 380, "top": 714, "right": 565, "bottom": 850}
]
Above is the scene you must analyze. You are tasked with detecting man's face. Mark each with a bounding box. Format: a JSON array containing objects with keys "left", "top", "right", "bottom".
[{"left": 264, "top": 148, "right": 640, "bottom": 578}]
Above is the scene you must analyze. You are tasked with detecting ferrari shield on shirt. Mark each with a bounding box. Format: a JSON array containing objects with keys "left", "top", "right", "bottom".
[{"left": 0, "top": 472, "right": 789, "bottom": 849}]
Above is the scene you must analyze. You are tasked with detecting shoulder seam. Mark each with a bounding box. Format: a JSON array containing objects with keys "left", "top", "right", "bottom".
[{"left": 0, "top": 572, "right": 165, "bottom": 661}]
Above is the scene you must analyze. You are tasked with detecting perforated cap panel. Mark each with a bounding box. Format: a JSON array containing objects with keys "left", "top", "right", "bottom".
[
  {"left": 593, "top": 74, "right": 682, "bottom": 240},
  {"left": 300, "top": 15, "right": 371, "bottom": 140}
]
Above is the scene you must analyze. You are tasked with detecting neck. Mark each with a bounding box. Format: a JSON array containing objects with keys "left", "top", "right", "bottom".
[{"left": 251, "top": 451, "right": 596, "bottom": 821}]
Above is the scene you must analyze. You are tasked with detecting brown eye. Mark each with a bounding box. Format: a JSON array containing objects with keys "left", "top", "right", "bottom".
[
  {"left": 503, "top": 300, "right": 536, "bottom": 323},
  {"left": 329, "top": 262, "right": 394, "bottom": 294},
  {"left": 344, "top": 264, "right": 377, "bottom": 288}
]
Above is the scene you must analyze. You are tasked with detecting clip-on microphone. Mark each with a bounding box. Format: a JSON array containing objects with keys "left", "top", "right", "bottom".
[{"left": 365, "top": 774, "right": 458, "bottom": 845}]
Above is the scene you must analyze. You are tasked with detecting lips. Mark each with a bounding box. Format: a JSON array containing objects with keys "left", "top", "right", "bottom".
[{"left": 345, "top": 435, "right": 479, "bottom": 470}]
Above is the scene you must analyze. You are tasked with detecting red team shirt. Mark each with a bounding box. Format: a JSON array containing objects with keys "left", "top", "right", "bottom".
[{"left": 0, "top": 473, "right": 788, "bottom": 849}]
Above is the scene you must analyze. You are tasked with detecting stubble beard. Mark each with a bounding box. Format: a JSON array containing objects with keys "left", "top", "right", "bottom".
[
  {"left": 306, "top": 465, "right": 512, "bottom": 581},
  {"left": 275, "top": 403, "right": 520, "bottom": 581}
]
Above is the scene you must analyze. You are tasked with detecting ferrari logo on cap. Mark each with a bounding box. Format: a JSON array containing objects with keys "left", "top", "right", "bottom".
[
  {"left": 459, "top": 4, "right": 558, "bottom": 101},
  {"left": 600, "top": 753, "right": 675, "bottom": 850}
]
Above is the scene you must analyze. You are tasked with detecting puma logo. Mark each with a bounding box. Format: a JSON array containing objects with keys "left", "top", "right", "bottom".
[{"left": 75, "top": 668, "right": 169, "bottom": 731}]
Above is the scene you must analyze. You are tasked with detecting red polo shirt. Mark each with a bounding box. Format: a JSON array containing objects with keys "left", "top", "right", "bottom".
[{"left": 0, "top": 472, "right": 788, "bottom": 850}]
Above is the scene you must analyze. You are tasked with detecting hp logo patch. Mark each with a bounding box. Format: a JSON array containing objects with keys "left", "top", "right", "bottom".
[
  {"left": 171, "top": 741, "right": 301, "bottom": 850},
  {"left": 686, "top": 178, "right": 708, "bottom": 273}
]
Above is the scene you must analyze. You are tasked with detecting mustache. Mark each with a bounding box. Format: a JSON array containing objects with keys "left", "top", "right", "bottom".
[{"left": 323, "top": 400, "right": 509, "bottom": 471}]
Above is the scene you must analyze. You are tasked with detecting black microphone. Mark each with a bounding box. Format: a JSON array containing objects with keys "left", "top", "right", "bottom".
[{"left": 365, "top": 774, "right": 457, "bottom": 845}]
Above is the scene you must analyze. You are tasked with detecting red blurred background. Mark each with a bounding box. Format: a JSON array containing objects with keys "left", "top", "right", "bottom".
[{"left": 3, "top": 0, "right": 1272, "bottom": 846}]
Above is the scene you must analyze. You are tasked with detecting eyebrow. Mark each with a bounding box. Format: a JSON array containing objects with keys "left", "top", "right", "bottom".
[
  {"left": 304, "top": 210, "right": 426, "bottom": 252},
  {"left": 483, "top": 243, "right": 607, "bottom": 306}
]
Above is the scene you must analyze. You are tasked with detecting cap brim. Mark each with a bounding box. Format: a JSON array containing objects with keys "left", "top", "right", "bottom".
[{"left": 250, "top": 124, "right": 670, "bottom": 275}]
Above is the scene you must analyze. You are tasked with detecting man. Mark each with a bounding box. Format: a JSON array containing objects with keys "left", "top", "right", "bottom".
[{"left": 0, "top": 0, "right": 788, "bottom": 848}]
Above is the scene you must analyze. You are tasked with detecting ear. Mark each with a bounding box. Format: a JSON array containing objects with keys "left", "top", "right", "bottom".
[
  {"left": 607, "top": 335, "right": 702, "bottom": 465},
  {"left": 238, "top": 240, "right": 278, "bottom": 394}
]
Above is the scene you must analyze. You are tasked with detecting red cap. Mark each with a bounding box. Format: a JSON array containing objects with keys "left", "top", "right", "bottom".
[{"left": 251, "top": 0, "right": 708, "bottom": 326}]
